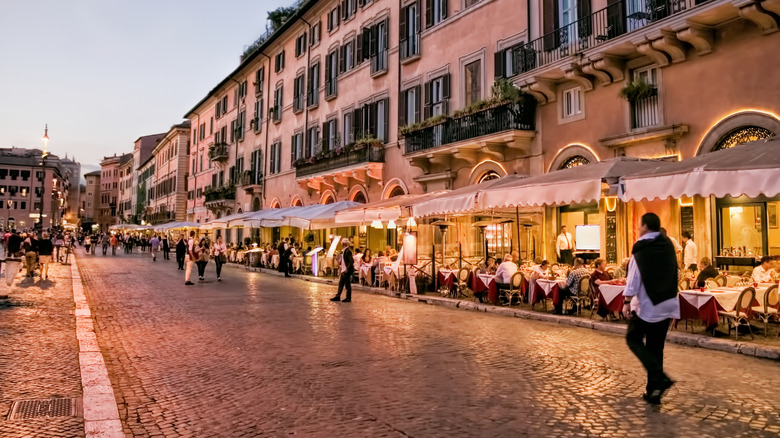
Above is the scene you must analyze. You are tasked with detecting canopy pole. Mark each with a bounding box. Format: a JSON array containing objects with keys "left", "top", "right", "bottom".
[
  {"left": 516, "top": 206, "right": 522, "bottom": 261},
  {"left": 432, "top": 243, "right": 437, "bottom": 292}
]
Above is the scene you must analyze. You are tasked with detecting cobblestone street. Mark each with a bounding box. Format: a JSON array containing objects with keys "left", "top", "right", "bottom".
[{"left": 74, "top": 252, "right": 780, "bottom": 437}]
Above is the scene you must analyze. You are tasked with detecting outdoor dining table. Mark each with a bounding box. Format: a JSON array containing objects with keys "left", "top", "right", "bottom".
[
  {"left": 678, "top": 288, "right": 744, "bottom": 329},
  {"left": 531, "top": 278, "right": 567, "bottom": 307},
  {"left": 597, "top": 283, "right": 626, "bottom": 316},
  {"left": 469, "top": 272, "right": 499, "bottom": 305},
  {"left": 438, "top": 269, "right": 456, "bottom": 294}
]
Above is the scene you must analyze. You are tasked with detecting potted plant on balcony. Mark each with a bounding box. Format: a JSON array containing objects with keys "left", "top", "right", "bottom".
[{"left": 618, "top": 80, "right": 657, "bottom": 102}]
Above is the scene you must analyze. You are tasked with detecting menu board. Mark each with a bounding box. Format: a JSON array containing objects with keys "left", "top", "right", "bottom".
[
  {"left": 681, "top": 206, "right": 694, "bottom": 237},
  {"left": 605, "top": 211, "right": 617, "bottom": 264}
]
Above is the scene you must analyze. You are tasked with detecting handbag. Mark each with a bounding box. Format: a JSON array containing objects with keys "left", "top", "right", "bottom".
[{"left": 219, "top": 253, "right": 227, "bottom": 264}]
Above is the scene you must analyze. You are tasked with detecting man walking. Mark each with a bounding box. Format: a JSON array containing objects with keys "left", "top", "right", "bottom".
[
  {"left": 330, "top": 238, "right": 354, "bottom": 303},
  {"left": 556, "top": 225, "right": 574, "bottom": 265},
  {"left": 109, "top": 234, "right": 119, "bottom": 256},
  {"left": 681, "top": 231, "right": 697, "bottom": 272},
  {"left": 162, "top": 235, "right": 170, "bottom": 260},
  {"left": 623, "top": 213, "right": 679, "bottom": 404},
  {"left": 175, "top": 235, "right": 187, "bottom": 270},
  {"left": 150, "top": 235, "right": 160, "bottom": 262},
  {"left": 185, "top": 231, "right": 196, "bottom": 285}
]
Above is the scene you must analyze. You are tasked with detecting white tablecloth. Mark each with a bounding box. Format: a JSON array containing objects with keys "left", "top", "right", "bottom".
[
  {"left": 680, "top": 290, "right": 740, "bottom": 311},
  {"left": 440, "top": 269, "right": 454, "bottom": 281},
  {"left": 598, "top": 284, "right": 626, "bottom": 305},
  {"left": 478, "top": 274, "right": 495, "bottom": 289},
  {"left": 536, "top": 279, "right": 566, "bottom": 297}
]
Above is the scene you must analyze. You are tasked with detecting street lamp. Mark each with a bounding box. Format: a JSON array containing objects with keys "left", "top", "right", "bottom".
[{"left": 38, "top": 124, "right": 49, "bottom": 231}]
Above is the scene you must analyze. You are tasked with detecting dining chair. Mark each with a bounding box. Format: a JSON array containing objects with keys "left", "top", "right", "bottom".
[
  {"left": 456, "top": 267, "right": 471, "bottom": 298},
  {"left": 718, "top": 287, "right": 756, "bottom": 341},
  {"left": 751, "top": 285, "right": 778, "bottom": 336},
  {"left": 705, "top": 279, "right": 719, "bottom": 290},
  {"left": 577, "top": 277, "right": 591, "bottom": 316},
  {"left": 714, "top": 274, "right": 727, "bottom": 287},
  {"left": 503, "top": 271, "right": 524, "bottom": 306},
  {"left": 678, "top": 278, "right": 690, "bottom": 291}
]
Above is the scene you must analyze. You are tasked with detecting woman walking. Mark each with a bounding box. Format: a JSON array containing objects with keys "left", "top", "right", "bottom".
[
  {"left": 212, "top": 235, "right": 227, "bottom": 281},
  {"left": 162, "top": 235, "right": 170, "bottom": 260},
  {"left": 37, "top": 231, "right": 55, "bottom": 280},
  {"left": 84, "top": 235, "right": 92, "bottom": 255},
  {"left": 195, "top": 238, "right": 210, "bottom": 281}
]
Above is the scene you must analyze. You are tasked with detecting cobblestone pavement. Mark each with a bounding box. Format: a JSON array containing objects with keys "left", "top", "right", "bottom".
[
  {"left": 0, "top": 261, "right": 84, "bottom": 437},
  {"left": 78, "top": 252, "right": 780, "bottom": 437}
]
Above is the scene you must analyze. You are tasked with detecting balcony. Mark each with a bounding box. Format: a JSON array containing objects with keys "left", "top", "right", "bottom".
[
  {"left": 296, "top": 144, "right": 385, "bottom": 192},
  {"left": 631, "top": 93, "right": 660, "bottom": 129},
  {"left": 208, "top": 142, "right": 230, "bottom": 162},
  {"left": 507, "top": 0, "right": 774, "bottom": 101},
  {"left": 238, "top": 170, "right": 263, "bottom": 193},
  {"left": 204, "top": 184, "right": 236, "bottom": 212}
]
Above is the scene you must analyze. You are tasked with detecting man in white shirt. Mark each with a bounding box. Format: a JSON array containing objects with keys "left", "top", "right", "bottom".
[
  {"left": 681, "top": 231, "right": 697, "bottom": 272},
  {"left": 623, "top": 213, "right": 679, "bottom": 405},
  {"left": 751, "top": 256, "right": 775, "bottom": 284},
  {"left": 495, "top": 254, "right": 518, "bottom": 286},
  {"left": 556, "top": 225, "right": 574, "bottom": 265}
]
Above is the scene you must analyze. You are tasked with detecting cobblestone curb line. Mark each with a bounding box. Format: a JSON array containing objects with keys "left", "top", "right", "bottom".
[
  {"left": 235, "top": 263, "right": 780, "bottom": 361},
  {"left": 71, "top": 257, "right": 124, "bottom": 437}
]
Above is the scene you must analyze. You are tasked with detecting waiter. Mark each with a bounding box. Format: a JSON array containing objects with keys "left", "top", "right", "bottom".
[{"left": 556, "top": 225, "right": 574, "bottom": 265}]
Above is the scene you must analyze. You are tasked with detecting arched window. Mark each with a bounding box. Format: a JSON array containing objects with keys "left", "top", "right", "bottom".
[
  {"left": 322, "top": 195, "right": 335, "bottom": 204},
  {"left": 352, "top": 191, "right": 367, "bottom": 204},
  {"left": 478, "top": 170, "right": 501, "bottom": 183},
  {"left": 388, "top": 186, "right": 406, "bottom": 198},
  {"left": 292, "top": 197, "right": 303, "bottom": 207},
  {"left": 559, "top": 155, "right": 590, "bottom": 169},
  {"left": 713, "top": 126, "right": 774, "bottom": 152}
]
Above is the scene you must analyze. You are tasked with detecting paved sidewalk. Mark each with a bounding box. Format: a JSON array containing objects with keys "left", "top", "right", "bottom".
[{"left": 0, "top": 261, "right": 84, "bottom": 437}]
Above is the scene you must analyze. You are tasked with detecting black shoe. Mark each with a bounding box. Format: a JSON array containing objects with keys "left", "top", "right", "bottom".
[
  {"left": 342, "top": 298, "right": 351, "bottom": 303},
  {"left": 185, "top": 281, "right": 194, "bottom": 285},
  {"left": 217, "top": 278, "right": 221, "bottom": 282},
  {"left": 330, "top": 296, "right": 341, "bottom": 302},
  {"left": 643, "top": 378, "right": 675, "bottom": 404}
]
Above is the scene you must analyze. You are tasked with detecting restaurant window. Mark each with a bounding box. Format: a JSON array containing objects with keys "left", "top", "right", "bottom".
[
  {"left": 713, "top": 127, "right": 774, "bottom": 152},
  {"left": 464, "top": 59, "right": 482, "bottom": 106},
  {"left": 559, "top": 155, "right": 589, "bottom": 169},
  {"left": 718, "top": 201, "right": 767, "bottom": 258}
]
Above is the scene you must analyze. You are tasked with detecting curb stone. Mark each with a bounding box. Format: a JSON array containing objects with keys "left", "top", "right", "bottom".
[{"left": 230, "top": 263, "right": 780, "bottom": 361}]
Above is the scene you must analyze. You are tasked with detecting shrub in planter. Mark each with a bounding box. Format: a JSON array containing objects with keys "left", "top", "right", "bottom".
[{"left": 619, "top": 80, "right": 657, "bottom": 102}]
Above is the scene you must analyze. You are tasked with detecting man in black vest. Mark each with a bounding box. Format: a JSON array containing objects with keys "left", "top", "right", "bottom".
[
  {"left": 330, "top": 238, "right": 354, "bottom": 303},
  {"left": 623, "top": 213, "right": 680, "bottom": 404}
]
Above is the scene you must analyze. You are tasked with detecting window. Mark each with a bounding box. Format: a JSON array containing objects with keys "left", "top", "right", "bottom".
[
  {"left": 293, "top": 74, "right": 305, "bottom": 113},
  {"left": 399, "top": 85, "right": 421, "bottom": 126},
  {"left": 309, "top": 22, "right": 321, "bottom": 46},
  {"left": 273, "top": 85, "right": 283, "bottom": 122},
  {"left": 341, "top": 0, "right": 357, "bottom": 20},
  {"left": 295, "top": 33, "right": 307, "bottom": 57},
  {"left": 255, "top": 67, "right": 265, "bottom": 96},
  {"left": 328, "top": 6, "right": 341, "bottom": 31},
  {"left": 343, "top": 111, "right": 354, "bottom": 145},
  {"left": 562, "top": 87, "right": 583, "bottom": 118},
  {"left": 308, "top": 62, "right": 320, "bottom": 107},
  {"left": 322, "top": 119, "right": 339, "bottom": 152},
  {"left": 326, "top": 49, "right": 339, "bottom": 98},
  {"left": 464, "top": 60, "right": 482, "bottom": 106},
  {"left": 340, "top": 39, "right": 355, "bottom": 74},
  {"left": 364, "top": 19, "right": 389, "bottom": 74},
  {"left": 291, "top": 133, "right": 304, "bottom": 165},
  {"left": 356, "top": 98, "right": 390, "bottom": 142},
  {"left": 238, "top": 81, "right": 248, "bottom": 101},
  {"left": 253, "top": 99, "right": 263, "bottom": 132},
  {"left": 307, "top": 126, "right": 319, "bottom": 158},
  {"left": 230, "top": 119, "right": 237, "bottom": 143},
  {"left": 235, "top": 110, "right": 245, "bottom": 141},
  {"left": 426, "top": 0, "right": 448, "bottom": 28},
  {"left": 199, "top": 123, "right": 206, "bottom": 140},
  {"left": 465, "top": 0, "right": 482, "bottom": 6},
  {"left": 274, "top": 51, "right": 286, "bottom": 72},
  {"left": 631, "top": 66, "right": 659, "bottom": 129},
  {"left": 424, "top": 73, "right": 450, "bottom": 118},
  {"left": 269, "top": 141, "right": 282, "bottom": 174},
  {"left": 400, "top": 1, "right": 421, "bottom": 59},
  {"left": 210, "top": 117, "right": 214, "bottom": 134}
]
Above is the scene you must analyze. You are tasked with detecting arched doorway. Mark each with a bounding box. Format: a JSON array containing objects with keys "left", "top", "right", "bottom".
[
  {"left": 697, "top": 110, "right": 780, "bottom": 155},
  {"left": 381, "top": 178, "right": 409, "bottom": 199}
]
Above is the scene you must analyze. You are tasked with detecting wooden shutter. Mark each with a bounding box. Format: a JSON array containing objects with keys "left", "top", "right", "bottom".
[
  {"left": 494, "top": 50, "right": 505, "bottom": 79},
  {"left": 441, "top": 0, "right": 448, "bottom": 19},
  {"left": 356, "top": 30, "right": 364, "bottom": 62},
  {"left": 353, "top": 107, "right": 363, "bottom": 141},
  {"left": 381, "top": 98, "right": 389, "bottom": 143},
  {"left": 325, "top": 55, "right": 332, "bottom": 93},
  {"left": 442, "top": 73, "right": 451, "bottom": 100},
  {"left": 369, "top": 25, "right": 378, "bottom": 57},
  {"left": 606, "top": 0, "right": 625, "bottom": 39},
  {"left": 423, "top": 81, "right": 432, "bottom": 119},
  {"left": 339, "top": 45, "right": 347, "bottom": 73},
  {"left": 399, "top": 5, "right": 408, "bottom": 47},
  {"left": 578, "top": 0, "right": 592, "bottom": 37},
  {"left": 425, "top": 0, "right": 433, "bottom": 28},
  {"left": 414, "top": 85, "right": 422, "bottom": 123},
  {"left": 542, "top": 0, "right": 559, "bottom": 50},
  {"left": 323, "top": 122, "right": 330, "bottom": 151},
  {"left": 399, "top": 89, "right": 407, "bottom": 127}
]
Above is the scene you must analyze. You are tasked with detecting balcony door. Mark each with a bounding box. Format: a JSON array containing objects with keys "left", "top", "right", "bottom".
[{"left": 559, "top": 0, "right": 578, "bottom": 46}]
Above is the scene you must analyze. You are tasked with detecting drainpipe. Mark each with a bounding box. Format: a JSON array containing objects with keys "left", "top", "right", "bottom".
[
  {"left": 300, "top": 17, "right": 313, "bottom": 171},
  {"left": 256, "top": 51, "right": 271, "bottom": 210},
  {"left": 228, "top": 76, "right": 241, "bottom": 193},
  {"left": 190, "top": 111, "right": 200, "bottom": 224}
]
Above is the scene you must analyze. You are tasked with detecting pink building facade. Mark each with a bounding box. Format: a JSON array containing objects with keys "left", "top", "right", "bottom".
[{"left": 148, "top": 122, "right": 190, "bottom": 224}]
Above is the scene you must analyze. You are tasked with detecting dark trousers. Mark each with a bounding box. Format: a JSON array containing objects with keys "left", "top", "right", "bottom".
[
  {"left": 176, "top": 253, "right": 185, "bottom": 270},
  {"left": 196, "top": 261, "right": 207, "bottom": 277},
  {"left": 335, "top": 271, "right": 352, "bottom": 300},
  {"left": 558, "top": 249, "right": 573, "bottom": 265},
  {"left": 554, "top": 288, "right": 574, "bottom": 313},
  {"left": 163, "top": 248, "right": 170, "bottom": 260},
  {"left": 215, "top": 258, "right": 224, "bottom": 278},
  {"left": 626, "top": 316, "right": 671, "bottom": 393}
]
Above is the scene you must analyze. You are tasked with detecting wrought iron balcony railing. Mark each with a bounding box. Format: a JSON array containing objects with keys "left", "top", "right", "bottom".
[
  {"left": 238, "top": 170, "right": 263, "bottom": 187},
  {"left": 204, "top": 185, "right": 236, "bottom": 203},
  {"left": 208, "top": 142, "right": 230, "bottom": 161},
  {"left": 403, "top": 98, "right": 536, "bottom": 155},
  {"left": 295, "top": 145, "right": 384, "bottom": 178}
]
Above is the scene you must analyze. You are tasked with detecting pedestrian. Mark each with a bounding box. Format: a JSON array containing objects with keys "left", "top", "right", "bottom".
[
  {"left": 185, "top": 231, "right": 196, "bottom": 285},
  {"left": 37, "top": 231, "right": 54, "bottom": 281},
  {"left": 110, "top": 234, "right": 119, "bottom": 256},
  {"left": 196, "top": 238, "right": 210, "bottom": 281},
  {"left": 556, "top": 225, "right": 574, "bottom": 265},
  {"left": 7, "top": 229, "right": 22, "bottom": 258},
  {"left": 101, "top": 234, "right": 108, "bottom": 255},
  {"left": 84, "top": 235, "right": 92, "bottom": 254},
  {"left": 23, "top": 233, "right": 38, "bottom": 278},
  {"left": 175, "top": 235, "right": 187, "bottom": 270},
  {"left": 63, "top": 233, "right": 73, "bottom": 264},
  {"left": 162, "top": 235, "right": 170, "bottom": 260},
  {"left": 681, "top": 231, "right": 697, "bottom": 272},
  {"left": 150, "top": 235, "right": 160, "bottom": 261},
  {"left": 330, "top": 238, "right": 354, "bottom": 303},
  {"left": 277, "top": 238, "right": 289, "bottom": 276},
  {"left": 623, "top": 213, "right": 679, "bottom": 405},
  {"left": 54, "top": 231, "right": 64, "bottom": 262},
  {"left": 212, "top": 235, "right": 226, "bottom": 281}
]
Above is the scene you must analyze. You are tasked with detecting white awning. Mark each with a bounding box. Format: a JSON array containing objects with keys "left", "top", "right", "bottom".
[
  {"left": 241, "top": 206, "right": 303, "bottom": 228},
  {"left": 620, "top": 138, "right": 780, "bottom": 201},
  {"left": 412, "top": 177, "right": 516, "bottom": 218},
  {"left": 280, "top": 201, "right": 358, "bottom": 229},
  {"left": 479, "top": 158, "right": 675, "bottom": 209},
  {"left": 334, "top": 192, "right": 448, "bottom": 225},
  {"left": 210, "top": 211, "right": 255, "bottom": 228}
]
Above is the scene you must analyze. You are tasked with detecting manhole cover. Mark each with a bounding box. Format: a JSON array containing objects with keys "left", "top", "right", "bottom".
[{"left": 6, "top": 398, "right": 82, "bottom": 420}]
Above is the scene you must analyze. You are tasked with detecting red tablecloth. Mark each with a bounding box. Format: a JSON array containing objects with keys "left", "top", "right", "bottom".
[
  {"left": 678, "top": 295, "right": 720, "bottom": 329},
  {"left": 438, "top": 270, "right": 455, "bottom": 293},
  {"left": 531, "top": 280, "right": 561, "bottom": 307},
  {"left": 470, "top": 273, "right": 499, "bottom": 305},
  {"left": 597, "top": 291, "right": 624, "bottom": 316}
]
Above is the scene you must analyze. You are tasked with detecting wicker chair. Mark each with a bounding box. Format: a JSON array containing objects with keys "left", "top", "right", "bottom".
[
  {"left": 576, "top": 277, "right": 591, "bottom": 316},
  {"left": 705, "top": 279, "right": 719, "bottom": 290},
  {"left": 751, "top": 285, "right": 778, "bottom": 336},
  {"left": 678, "top": 278, "right": 690, "bottom": 291},
  {"left": 502, "top": 271, "right": 525, "bottom": 306},
  {"left": 456, "top": 268, "right": 471, "bottom": 298},
  {"left": 718, "top": 287, "right": 756, "bottom": 340},
  {"left": 714, "top": 274, "right": 727, "bottom": 287}
]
